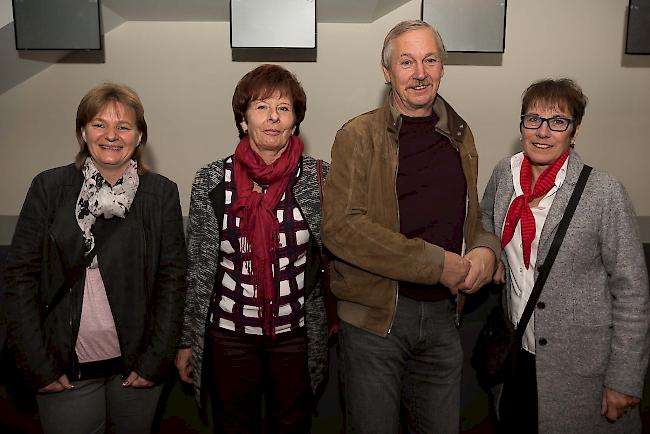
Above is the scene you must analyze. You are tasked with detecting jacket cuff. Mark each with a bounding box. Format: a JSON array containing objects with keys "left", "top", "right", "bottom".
[{"left": 422, "top": 242, "right": 445, "bottom": 283}]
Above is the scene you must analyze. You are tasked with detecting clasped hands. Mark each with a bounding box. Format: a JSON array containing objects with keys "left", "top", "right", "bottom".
[{"left": 440, "top": 247, "right": 496, "bottom": 295}]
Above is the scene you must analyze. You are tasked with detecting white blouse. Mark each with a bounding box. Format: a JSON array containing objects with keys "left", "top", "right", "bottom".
[{"left": 503, "top": 152, "right": 568, "bottom": 354}]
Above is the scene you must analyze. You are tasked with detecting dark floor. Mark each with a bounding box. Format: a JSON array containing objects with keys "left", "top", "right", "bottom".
[{"left": 1, "top": 245, "right": 649, "bottom": 433}]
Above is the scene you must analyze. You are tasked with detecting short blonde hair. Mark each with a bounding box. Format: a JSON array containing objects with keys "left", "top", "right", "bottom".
[{"left": 75, "top": 83, "right": 148, "bottom": 174}]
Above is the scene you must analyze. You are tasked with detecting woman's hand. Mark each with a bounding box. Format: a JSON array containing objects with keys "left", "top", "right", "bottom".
[
  {"left": 175, "top": 348, "right": 194, "bottom": 384},
  {"left": 601, "top": 387, "right": 640, "bottom": 422},
  {"left": 37, "top": 374, "right": 74, "bottom": 394},
  {"left": 122, "top": 371, "right": 154, "bottom": 388}
]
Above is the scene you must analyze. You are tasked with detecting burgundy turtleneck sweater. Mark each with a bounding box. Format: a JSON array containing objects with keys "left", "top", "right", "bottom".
[{"left": 396, "top": 113, "right": 467, "bottom": 301}]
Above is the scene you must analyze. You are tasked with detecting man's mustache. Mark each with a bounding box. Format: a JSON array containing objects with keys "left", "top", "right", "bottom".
[{"left": 408, "top": 78, "right": 432, "bottom": 89}]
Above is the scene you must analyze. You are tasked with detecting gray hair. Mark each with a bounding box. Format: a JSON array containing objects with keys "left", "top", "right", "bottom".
[{"left": 381, "top": 20, "right": 447, "bottom": 69}]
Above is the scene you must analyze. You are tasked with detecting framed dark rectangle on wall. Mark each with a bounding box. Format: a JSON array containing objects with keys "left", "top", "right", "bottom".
[
  {"left": 421, "top": 0, "right": 507, "bottom": 53},
  {"left": 626, "top": 0, "right": 650, "bottom": 54},
  {"left": 12, "top": 0, "right": 102, "bottom": 50}
]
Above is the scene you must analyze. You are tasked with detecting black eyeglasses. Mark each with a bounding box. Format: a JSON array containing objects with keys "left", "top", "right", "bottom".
[{"left": 520, "top": 114, "right": 574, "bottom": 132}]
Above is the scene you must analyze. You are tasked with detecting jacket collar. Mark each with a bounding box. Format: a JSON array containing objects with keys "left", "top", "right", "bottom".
[
  {"left": 537, "top": 149, "right": 585, "bottom": 253},
  {"left": 493, "top": 149, "right": 585, "bottom": 268},
  {"left": 384, "top": 92, "right": 465, "bottom": 148}
]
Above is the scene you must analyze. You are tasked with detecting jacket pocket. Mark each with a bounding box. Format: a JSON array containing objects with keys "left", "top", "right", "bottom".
[{"left": 569, "top": 324, "right": 611, "bottom": 377}]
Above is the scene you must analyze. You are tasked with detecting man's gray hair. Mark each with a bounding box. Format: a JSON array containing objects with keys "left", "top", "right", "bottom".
[{"left": 381, "top": 20, "right": 447, "bottom": 69}]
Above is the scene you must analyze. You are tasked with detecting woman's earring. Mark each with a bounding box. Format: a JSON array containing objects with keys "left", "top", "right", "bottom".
[{"left": 519, "top": 136, "right": 522, "bottom": 141}]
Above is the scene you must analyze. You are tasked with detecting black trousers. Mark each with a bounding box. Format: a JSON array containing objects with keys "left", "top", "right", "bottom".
[{"left": 497, "top": 348, "right": 538, "bottom": 434}]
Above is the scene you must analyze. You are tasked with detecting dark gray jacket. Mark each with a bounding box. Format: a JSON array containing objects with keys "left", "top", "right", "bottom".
[{"left": 3, "top": 163, "right": 187, "bottom": 389}]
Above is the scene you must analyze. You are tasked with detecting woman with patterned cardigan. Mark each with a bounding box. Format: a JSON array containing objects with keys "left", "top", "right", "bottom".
[{"left": 175, "top": 64, "right": 329, "bottom": 433}]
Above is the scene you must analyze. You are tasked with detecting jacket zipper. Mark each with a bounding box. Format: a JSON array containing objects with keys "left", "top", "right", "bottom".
[
  {"left": 387, "top": 125, "right": 401, "bottom": 335},
  {"left": 439, "top": 127, "right": 471, "bottom": 326},
  {"left": 71, "top": 268, "right": 83, "bottom": 380}
]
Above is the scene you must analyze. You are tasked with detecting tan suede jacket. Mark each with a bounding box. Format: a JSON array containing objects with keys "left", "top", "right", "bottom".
[{"left": 322, "top": 95, "right": 499, "bottom": 336}]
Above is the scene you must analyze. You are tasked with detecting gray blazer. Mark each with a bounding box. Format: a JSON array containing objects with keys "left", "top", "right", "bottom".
[
  {"left": 180, "top": 155, "right": 329, "bottom": 406},
  {"left": 481, "top": 151, "right": 650, "bottom": 433}
]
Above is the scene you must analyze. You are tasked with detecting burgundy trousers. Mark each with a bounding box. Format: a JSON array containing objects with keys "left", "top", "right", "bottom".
[{"left": 206, "top": 326, "right": 312, "bottom": 434}]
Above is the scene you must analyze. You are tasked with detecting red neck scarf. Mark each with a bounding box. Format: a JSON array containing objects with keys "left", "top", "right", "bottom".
[
  {"left": 231, "top": 135, "right": 304, "bottom": 335},
  {"left": 501, "top": 149, "right": 569, "bottom": 268}
]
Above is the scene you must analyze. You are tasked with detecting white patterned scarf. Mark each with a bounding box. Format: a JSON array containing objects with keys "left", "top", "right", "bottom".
[{"left": 76, "top": 157, "right": 139, "bottom": 262}]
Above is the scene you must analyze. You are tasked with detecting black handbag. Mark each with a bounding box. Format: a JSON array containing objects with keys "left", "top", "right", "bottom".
[
  {"left": 471, "top": 298, "right": 519, "bottom": 387},
  {"left": 471, "top": 165, "right": 592, "bottom": 388}
]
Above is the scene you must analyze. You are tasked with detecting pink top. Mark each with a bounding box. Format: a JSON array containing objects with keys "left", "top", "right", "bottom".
[{"left": 75, "top": 265, "right": 121, "bottom": 363}]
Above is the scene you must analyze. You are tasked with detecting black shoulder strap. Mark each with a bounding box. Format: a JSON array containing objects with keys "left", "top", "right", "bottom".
[
  {"left": 316, "top": 159, "right": 324, "bottom": 205},
  {"left": 515, "top": 165, "right": 592, "bottom": 338}
]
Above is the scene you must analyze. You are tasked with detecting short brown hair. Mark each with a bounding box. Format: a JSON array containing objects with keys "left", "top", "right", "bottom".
[
  {"left": 381, "top": 20, "right": 447, "bottom": 69},
  {"left": 232, "top": 64, "right": 306, "bottom": 138},
  {"left": 75, "top": 83, "right": 148, "bottom": 173},
  {"left": 521, "top": 78, "right": 588, "bottom": 129}
]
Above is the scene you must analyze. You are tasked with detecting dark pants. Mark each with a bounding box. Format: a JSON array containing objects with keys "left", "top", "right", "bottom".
[
  {"left": 498, "top": 348, "right": 538, "bottom": 434},
  {"left": 36, "top": 375, "right": 163, "bottom": 434},
  {"left": 206, "top": 326, "right": 312, "bottom": 434},
  {"left": 339, "top": 297, "right": 462, "bottom": 434}
]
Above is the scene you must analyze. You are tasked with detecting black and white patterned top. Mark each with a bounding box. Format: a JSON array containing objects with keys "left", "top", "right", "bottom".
[
  {"left": 210, "top": 157, "right": 309, "bottom": 335},
  {"left": 180, "top": 154, "right": 329, "bottom": 406}
]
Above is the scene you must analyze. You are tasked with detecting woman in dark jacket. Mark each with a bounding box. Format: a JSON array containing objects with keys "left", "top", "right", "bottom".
[
  {"left": 3, "top": 83, "right": 186, "bottom": 434},
  {"left": 175, "top": 64, "right": 328, "bottom": 433}
]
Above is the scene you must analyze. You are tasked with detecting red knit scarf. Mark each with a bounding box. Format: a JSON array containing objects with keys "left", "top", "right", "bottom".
[
  {"left": 501, "top": 149, "right": 569, "bottom": 268},
  {"left": 231, "top": 135, "right": 304, "bottom": 335}
]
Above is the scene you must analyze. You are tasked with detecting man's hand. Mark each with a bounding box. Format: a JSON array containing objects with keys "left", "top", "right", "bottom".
[
  {"left": 492, "top": 260, "right": 506, "bottom": 285},
  {"left": 440, "top": 251, "right": 471, "bottom": 295},
  {"left": 601, "top": 387, "right": 639, "bottom": 422},
  {"left": 37, "top": 374, "right": 73, "bottom": 394},
  {"left": 122, "top": 371, "right": 154, "bottom": 388},
  {"left": 458, "top": 247, "right": 496, "bottom": 294},
  {"left": 175, "top": 348, "right": 194, "bottom": 384}
]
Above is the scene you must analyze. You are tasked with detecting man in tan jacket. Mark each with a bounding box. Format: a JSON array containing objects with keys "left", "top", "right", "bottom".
[{"left": 322, "top": 20, "right": 499, "bottom": 433}]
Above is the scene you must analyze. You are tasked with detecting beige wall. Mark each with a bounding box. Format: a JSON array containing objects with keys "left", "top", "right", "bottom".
[{"left": 1, "top": 0, "right": 649, "bottom": 221}]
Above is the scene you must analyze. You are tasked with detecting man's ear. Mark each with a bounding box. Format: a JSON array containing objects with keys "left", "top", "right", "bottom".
[{"left": 382, "top": 66, "right": 391, "bottom": 84}]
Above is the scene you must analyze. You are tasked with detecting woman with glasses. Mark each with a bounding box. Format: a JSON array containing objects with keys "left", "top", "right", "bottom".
[{"left": 480, "top": 78, "right": 649, "bottom": 433}]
